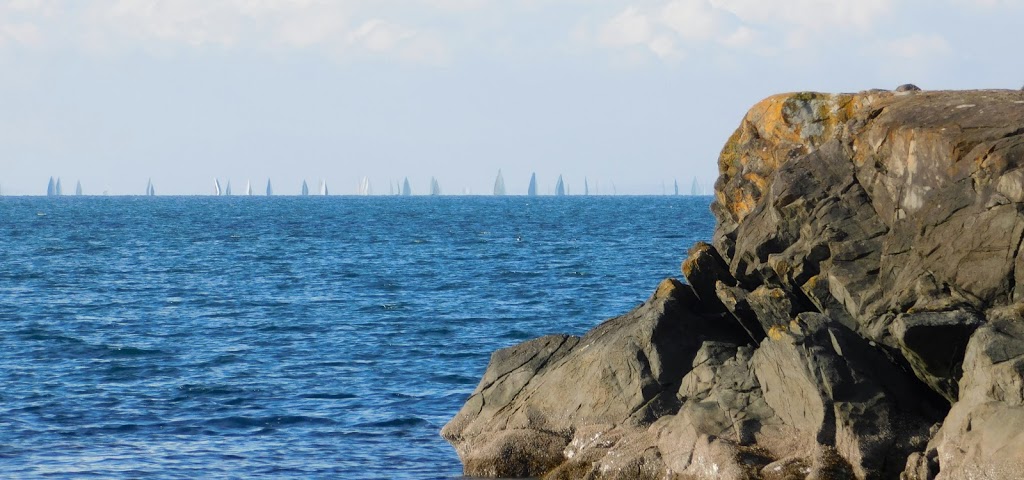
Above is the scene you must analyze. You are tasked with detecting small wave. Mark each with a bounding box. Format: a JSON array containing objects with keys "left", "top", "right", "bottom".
[
  {"left": 298, "top": 393, "right": 358, "bottom": 400},
  {"left": 431, "top": 373, "right": 477, "bottom": 385},
  {"left": 176, "top": 384, "right": 240, "bottom": 396},
  {"left": 416, "top": 326, "right": 454, "bottom": 336},
  {"left": 103, "top": 345, "right": 167, "bottom": 358},
  {"left": 500, "top": 329, "right": 534, "bottom": 340},
  {"left": 436, "top": 351, "right": 481, "bottom": 359},
  {"left": 205, "top": 415, "right": 337, "bottom": 430},
  {"left": 356, "top": 417, "right": 430, "bottom": 428}
]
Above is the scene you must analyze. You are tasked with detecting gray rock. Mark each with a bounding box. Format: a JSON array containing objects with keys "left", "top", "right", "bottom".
[
  {"left": 682, "top": 241, "right": 736, "bottom": 314},
  {"left": 920, "top": 310, "right": 1024, "bottom": 479},
  {"left": 447, "top": 90, "right": 1024, "bottom": 479},
  {"left": 889, "top": 310, "right": 983, "bottom": 402},
  {"left": 442, "top": 279, "right": 748, "bottom": 477},
  {"left": 895, "top": 84, "right": 922, "bottom": 92}
]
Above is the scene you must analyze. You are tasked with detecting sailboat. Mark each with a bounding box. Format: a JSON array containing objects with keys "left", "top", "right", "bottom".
[
  {"left": 358, "top": 176, "right": 372, "bottom": 196},
  {"left": 146, "top": 178, "right": 155, "bottom": 196},
  {"left": 47, "top": 177, "right": 56, "bottom": 196},
  {"left": 75, "top": 180, "right": 83, "bottom": 196},
  {"left": 225, "top": 180, "right": 232, "bottom": 196},
  {"left": 691, "top": 177, "right": 701, "bottom": 196},
  {"left": 319, "top": 180, "right": 329, "bottom": 196},
  {"left": 584, "top": 178, "right": 589, "bottom": 196},
  {"left": 674, "top": 179, "right": 679, "bottom": 196},
  {"left": 527, "top": 173, "right": 538, "bottom": 196},
  {"left": 301, "top": 180, "right": 309, "bottom": 196},
  {"left": 493, "top": 169, "right": 506, "bottom": 196},
  {"left": 55, "top": 178, "right": 63, "bottom": 196},
  {"left": 554, "top": 175, "right": 565, "bottom": 196},
  {"left": 402, "top": 177, "right": 412, "bottom": 196},
  {"left": 266, "top": 179, "right": 273, "bottom": 196},
  {"left": 430, "top": 177, "right": 441, "bottom": 196},
  {"left": 246, "top": 180, "right": 253, "bottom": 196},
  {"left": 214, "top": 179, "right": 222, "bottom": 196}
]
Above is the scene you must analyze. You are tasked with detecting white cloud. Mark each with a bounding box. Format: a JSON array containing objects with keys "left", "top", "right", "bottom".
[
  {"left": 660, "top": 0, "right": 722, "bottom": 41},
  {"left": 598, "top": 6, "right": 653, "bottom": 48},
  {"left": 0, "top": 0, "right": 452, "bottom": 65},
  {"left": 710, "top": 0, "right": 891, "bottom": 31},
  {"left": 584, "top": 0, "right": 911, "bottom": 64}
]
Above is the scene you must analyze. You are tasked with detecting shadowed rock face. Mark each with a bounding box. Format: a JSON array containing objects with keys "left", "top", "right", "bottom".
[{"left": 443, "top": 89, "right": 1024, "bottom": 479}]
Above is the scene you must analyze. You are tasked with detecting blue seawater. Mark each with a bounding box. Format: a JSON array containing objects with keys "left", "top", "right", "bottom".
[{"left": 0, "top": 196, "right": 715, "bottom": 479}]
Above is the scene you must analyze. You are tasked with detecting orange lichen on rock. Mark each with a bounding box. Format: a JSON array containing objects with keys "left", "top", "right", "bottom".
[
  {"left": 715, "top": 91, "right": 873, "bottom": 226},
  {"left": 767, "top": 324, "right": 789, "bottom": 341}
]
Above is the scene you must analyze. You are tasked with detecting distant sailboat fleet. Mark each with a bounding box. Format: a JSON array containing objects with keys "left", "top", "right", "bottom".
[{"left": 28, "top": 173, "right": 712, "bottom": 196}]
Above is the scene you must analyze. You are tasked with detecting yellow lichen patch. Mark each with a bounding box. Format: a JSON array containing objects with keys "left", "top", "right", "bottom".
[
  {"left": 767, "top": 255, "right": 791, "bottom": 279},
  {"left": 654, "top": 278, "right": 684, "bottom": 300},
  {"left": 767, "top": 324, "right": 789, "bottom": 341},
  {"left": 730, "top": 189, "right": 757, "bottom": 220},
  {"left": 715, "top": 91, "right": 877, "bottom": 227},
  {"left": 803, "top": 275, "right": 822, "bottom": 292},
  {"left": 743, "top": 172, "right": 769, "bottom": 194},
  {"left": 745, "top": 93, "right": 805, "bottom": 146}
]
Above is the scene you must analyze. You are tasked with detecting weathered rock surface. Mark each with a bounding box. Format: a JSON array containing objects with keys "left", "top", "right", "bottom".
[{"left": 444, "top": 89, "right": 1024, "bottom": 479}]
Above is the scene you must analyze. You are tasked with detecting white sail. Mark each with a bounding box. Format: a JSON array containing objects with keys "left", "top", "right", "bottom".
[
  {"left": 246, "top": 180, "right": 253, "bottom": 196},
  {"left": 493, "top": 170, "right": 506, "bottom": 196},
  {"left": 430, "top": 177, "right": 441, "bottom": 196},
  {"left": 527, "top": 173, "right": 537, "bottom": 196},
  {"left": 47, "top": 177, "right": 56, "bottom": 196},
  {"left": 55, "top": 177, "right": 63, "bottom": 196},
  {"left": 555, "top": 175, "right": 565, "bottom": 196},
  {"left": 584, "top": 177, "right": 589, "bottom": 196},
  {"left": 674, "top": 179, "right": 679, "bottom": 196},
  {"left": 146, "top": 178, "right": 153, "bottom": 196},
  {"left": 301, "top": 180, "right": 309, "bottom": 196},
  {"left": 358, "top": 176, "right": 372, "bottom": 196},
  {"left": 691, "top": 176, "right": 700, "bottom": 196},
  {"left": 214, "top": 178, "right": 222, "bottom": 196},
  {"left": 225, "top": 181, "right": 232, "bottom": 196},
  {"left": 402, "top": 177, "right": 412, "bottom": 196},
  {"left": 266, "top": 179, "right": 273, "bottom": 196},
  {"left": 320, "top": 180, "right": 328, "bottom": 196},
  {"left": 75, "top": 181, "right": 83, "bottom": 196}
]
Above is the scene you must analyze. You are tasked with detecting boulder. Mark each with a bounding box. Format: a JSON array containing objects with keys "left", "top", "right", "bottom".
[
  {"left": 917, "top": 306, "right": 1024, "bottom": 479},
  {"left": 441, "top": 279, "right": 749, "bottom": 477}
]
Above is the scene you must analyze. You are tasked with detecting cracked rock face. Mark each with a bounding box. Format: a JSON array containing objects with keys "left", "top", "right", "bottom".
[{"left": 443, "top": 89, "right": 1024, "bottom": 479}]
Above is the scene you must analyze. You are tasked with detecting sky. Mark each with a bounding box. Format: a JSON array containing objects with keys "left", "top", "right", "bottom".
[{"left": 0, "top": 0, "right": 1022, "bottom": 195}]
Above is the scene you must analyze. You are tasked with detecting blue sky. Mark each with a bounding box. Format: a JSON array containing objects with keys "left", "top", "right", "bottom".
[{"left": 0, "top": 0, "right": 1022, "bottom": 195}]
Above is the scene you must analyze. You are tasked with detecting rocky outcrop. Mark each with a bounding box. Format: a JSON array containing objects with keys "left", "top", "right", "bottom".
[{"left": 444, "top": 89, "right": 1024, "bottom": 479}]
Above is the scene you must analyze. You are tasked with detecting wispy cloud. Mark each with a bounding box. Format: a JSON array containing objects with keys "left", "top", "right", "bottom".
[
  {"left": 0, "top": 0, "right": 453, "bottom": 64},
  {"left": 583, "top": 0, "right": 897, "bottom": 63}
]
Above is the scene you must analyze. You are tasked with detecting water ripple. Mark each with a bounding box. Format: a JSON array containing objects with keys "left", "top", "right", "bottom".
[{"left": 0, "top": 196, "right": 714, "bottom": 479}]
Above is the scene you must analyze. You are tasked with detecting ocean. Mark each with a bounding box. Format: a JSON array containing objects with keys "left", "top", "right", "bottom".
[{"left": 0, "top": 196, "right": 715, "bottom": 478}]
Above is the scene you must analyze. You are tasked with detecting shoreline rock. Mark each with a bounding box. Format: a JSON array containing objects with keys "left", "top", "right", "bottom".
[{"left": 443, "top": 89, "right": 1024, "bottom": 479}]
